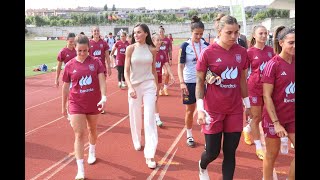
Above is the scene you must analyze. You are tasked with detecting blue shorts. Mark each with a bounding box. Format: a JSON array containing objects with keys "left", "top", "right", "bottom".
[{"left": 182, "top": 83, "right": 196, "bottom": 104}]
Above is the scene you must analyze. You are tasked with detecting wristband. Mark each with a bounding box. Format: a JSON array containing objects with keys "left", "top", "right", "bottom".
[
  {"left": 101, "top": 95, "right": 107, "bottom": 103},
  {"left": 272, "top": 120, "right": 279, "bottom": 125},
  {"left": 196, "top": 99, "right": 204, "bottom": 111},
  {"left": 242, "top": 97, "right": 251, "bottom": 108}
]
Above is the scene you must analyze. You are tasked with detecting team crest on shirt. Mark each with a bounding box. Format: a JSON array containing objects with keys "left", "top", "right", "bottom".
[
  {"left": 268, "top": 126, "right": 276, "bottom": 135},
  {"left": 268, "top": 52, "right": 273, "bottom": 58},
  {"left": 89, "top": 64, "right": 95, "bottom": 71},
  {"left": 235, "top": 54, "right": 241, "bottom": 63},
  {"left": 100, "top": 44, "right": 103, "bottom": 48},
  {"left": 160, "top": 45, "right": 166, "bottom": 50},
  {"left": 160, "top": 55, "right": 164, "bottom": 60},
  {"left": 252, "top": 97, "right": 257, "bottom": 104}
]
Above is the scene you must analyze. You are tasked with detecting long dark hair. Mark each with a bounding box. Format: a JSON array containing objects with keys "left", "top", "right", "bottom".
[{"left": 131, "top": 23, "right": 155, "bottom": 47}]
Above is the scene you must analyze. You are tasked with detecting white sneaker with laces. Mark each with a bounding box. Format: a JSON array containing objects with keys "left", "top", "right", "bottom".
[
  {"left": 87, "top": 151, "right": 96, "bottom": 164},
  {"left": 146, "top": 158, "right": 156, "bottom": 169},
  {"left": 75, "top": 172, "right": 85, "bottom": 180},
  {"left": 199, "top": 160, "right": 210, "bottom": 180}
]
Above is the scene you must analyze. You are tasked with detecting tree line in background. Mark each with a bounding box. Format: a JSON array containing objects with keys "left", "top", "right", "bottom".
[{"left": 25, "top": 8, "right": 289, "bottom": 28}]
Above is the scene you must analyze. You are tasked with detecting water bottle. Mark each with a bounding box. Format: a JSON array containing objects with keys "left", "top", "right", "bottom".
[{"left": 280, "top": 137, "right": 289, "bottom": 154}]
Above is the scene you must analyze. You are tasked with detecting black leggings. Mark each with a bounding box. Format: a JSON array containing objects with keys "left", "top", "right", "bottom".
[
  {"left": 116, "top": 65, "right": 125, "bottom": 82},
  {"left": 200, "top": 132, "right": 241, "bottom": 180}
]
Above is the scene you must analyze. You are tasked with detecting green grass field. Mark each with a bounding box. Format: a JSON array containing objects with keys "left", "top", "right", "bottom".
[
  {"left": 25, "top": 38, "right": 186, "bottom": 77},
  {"left": 25, "top": 40, "right": 65, "bottom": 77}
]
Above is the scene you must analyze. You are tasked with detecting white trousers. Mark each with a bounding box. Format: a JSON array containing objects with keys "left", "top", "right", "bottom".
[{"left": 128, "top": 79, "right": 158, "bottom": 158}]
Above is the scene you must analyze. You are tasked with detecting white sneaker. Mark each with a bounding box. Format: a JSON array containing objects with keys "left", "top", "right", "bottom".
[
  {"left": 134, "top": 143, "right": 141, "bottom": 151},
  {"left": 118, "top": 82, "right": 122, "bottom": 88},
  {"left": 146, "top": 158, "right": 156, "bottom": 169},
  {"left": 87, "top": 151, "right": 96, "bottom": 164},
  {"left": 75, "top": 172, "right": 85, "bottom": 180},
  {"left": 199, "top": 160, "right": 210, "bottom": 180},
  {"left": 156, "top": 118, "right": 163, "bottom": 127}
]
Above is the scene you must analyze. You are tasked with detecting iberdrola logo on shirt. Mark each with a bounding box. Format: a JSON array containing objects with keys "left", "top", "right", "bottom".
[
  {"left": 79, "top": 75, "right": 94, "bottom": 93},
  {"left": 218, "top": 67, "right": 238, "bottom": 89},
  {"left": 284, "top": 81, "right": 295, "bottom": 103}
]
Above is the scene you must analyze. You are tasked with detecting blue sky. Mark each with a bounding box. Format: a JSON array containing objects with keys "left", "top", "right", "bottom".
[{"left": 25, "top": 0, "right": 274, "bottom": 10}]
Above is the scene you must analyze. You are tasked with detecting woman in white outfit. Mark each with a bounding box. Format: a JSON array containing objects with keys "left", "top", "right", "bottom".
[{"left": 124, "top": 23, "right": 159, "bottom": 169}]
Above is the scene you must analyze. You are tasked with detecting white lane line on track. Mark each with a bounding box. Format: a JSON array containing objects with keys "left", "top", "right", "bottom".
[
  {"left": 25, "top": 96, "right": 61, "bottom": 111},
  {"left": 25, "top": 87, "right": 54, "bottom": 95},
  {"left": 25, "top": 89, "right": 121, "bottom": 135},
  {"left": 25, "top": 89, "right": 121, "bottom": 111},
  {"left": 29, "top": 115, "right": 129, "bottom": 180},
  {"left": 147, "top": 127, "right": 186, "bottom": 180},
  {"left": 25, "top": 73, "right": 117, "bottom": 94},
  {"left": 157, "top": 147, "right": 178, "bottom": 180},
  {"left": 25, "top": 116, "right": 64, "bottom": 137}
]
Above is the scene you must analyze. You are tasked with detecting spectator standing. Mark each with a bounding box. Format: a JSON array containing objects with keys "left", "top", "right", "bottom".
[{"left": 104, "top": 32, "right": 116, "bottom": 67}]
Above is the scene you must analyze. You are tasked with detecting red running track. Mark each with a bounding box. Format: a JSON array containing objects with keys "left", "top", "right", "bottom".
[{"left": 25, "top": 45, "right": 294, "bottom": 180}]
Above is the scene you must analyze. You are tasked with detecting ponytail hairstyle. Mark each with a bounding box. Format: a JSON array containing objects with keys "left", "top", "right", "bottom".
[
  {"left": 249, "top": 25, "right": 267, "bottom": 47},
  {"left": 217, "top": 15, "right": 238, "bottom": 33},
  {"left": 75, "top": 34, "right": 90, "bottom": 47},
  {"left": 190, "top": 15, "right": 204, "bottom": 31},
  {"left": 273, "top": 26, "right": 295, "bottom": 54}
]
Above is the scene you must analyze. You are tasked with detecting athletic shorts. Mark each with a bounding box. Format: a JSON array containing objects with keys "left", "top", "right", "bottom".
[
  {"left": 158, "top": 74, "right": 162, "bottom": 84},
  {"left": 182, "top": 83, "right": 196, "bottom": 104},
  {"left": 68, "top": 101, "right": 101, "bottom": 115},
  {"left": 262, "top": 118, "right": 295, "bottom": 138},
  {"left": 201, "top": 112, "right": 243, "bottom": 134}
]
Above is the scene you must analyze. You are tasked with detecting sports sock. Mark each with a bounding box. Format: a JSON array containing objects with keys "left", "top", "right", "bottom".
[
  {"left": 186, "top": 128, "right": 192, "bottom": 138},
  {"left": 254, "top": 140, "right": 262, "bottom": 150},
  {"left": 89, "top": 144, "right": 95, "bottom": 153},
  {"left": 76, "top": 159, "right": 84, "bottom": 175},
  {"left": 155, "top": 113, "right": 160, "bottom": 121}
]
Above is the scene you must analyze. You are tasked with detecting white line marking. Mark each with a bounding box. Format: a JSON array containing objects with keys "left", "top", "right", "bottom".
[
  {"left": 25, "top": 89, "right": 121, "bottom": 111},
  {"left": 29, "top": 115, "right": 129, "bottom": 180},
  {"left": 25, "top": 116, "right": 64, "bottom": 136},
  {"left": 25, "top": 96, "right": 61, "bottom": 111},
  {"left": 25, "top": 89, "right": 121, "bottom": 136},
  {"left": 25, "top": 87, "right": 54, "bottom": 95},
  {"left": 157, "top": 147, "right": 179, "bottom": 180},
  {"left": 146, "top": 127, "right": 186, "bottom": 180}
]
